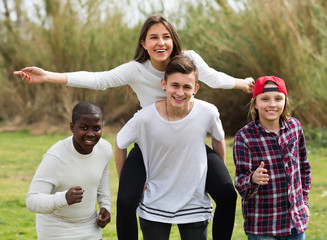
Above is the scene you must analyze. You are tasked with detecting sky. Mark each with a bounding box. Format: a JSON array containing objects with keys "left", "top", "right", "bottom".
[
  {"left": 0, "top": 0, "right": 186, "bottom": 25},
  {"left": 0, "top": 0, "right": 241, "bottom": 26}
]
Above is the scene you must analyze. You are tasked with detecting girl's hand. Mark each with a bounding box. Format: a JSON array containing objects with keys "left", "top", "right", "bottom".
[
  {"left": 304, "top": 204, "right": 310, "bottom": 222},
  {"left": 13, "top": 66, "right": 48, "bottom": 84},
  {"left": 242, "top": 77, "right": 255, "bottom": 93},
  {"left": 251, "top": 161, "right": 269, "bottom": 185}
]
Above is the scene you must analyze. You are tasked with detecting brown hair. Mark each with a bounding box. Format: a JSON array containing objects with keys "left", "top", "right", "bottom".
[
  {"left": 133, "top": 14, "right": 183, "bottom": 63},
  {"left": 164, "top": 55, "right": 198, "bottom": 83}
]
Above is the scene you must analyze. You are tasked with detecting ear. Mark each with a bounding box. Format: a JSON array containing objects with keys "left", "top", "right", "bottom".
[
  {"left": 161, "top": 78, "right": 167, "bottom": 91},
  {"left": 252, "top": 98, "right": 258, "bottom": 109},
  {"left": 70, "top": 122, "right": 74, "bottom": 133},
  {"left": 141, "top": 40, "right": 147, "bottom": 50},
  {"left": 193, "top": 83, "right": 200, "bottom": 95}
]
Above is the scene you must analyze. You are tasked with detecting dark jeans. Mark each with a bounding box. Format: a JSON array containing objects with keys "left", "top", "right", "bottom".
[
  {"left": 247, "top": 228, "right": 305, "bottom": 240},
  {"left": 139, "top": 217, "right": 208, "bottom": 240},
  {"left": 116, "top": 144, "right": 237, "bottom": 240}
]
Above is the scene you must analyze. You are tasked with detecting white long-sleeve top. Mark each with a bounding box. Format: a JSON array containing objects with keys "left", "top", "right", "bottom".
[
  {"left": 66, "top": 50, "right": 236, "bottom": 108},
  {"left": 26, "top": 136, "right": 112, "bottom": 240}
]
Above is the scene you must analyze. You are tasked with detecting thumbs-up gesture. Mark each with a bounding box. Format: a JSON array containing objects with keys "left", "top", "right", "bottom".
[{"left": 251, "top": 162, "right": 269, "bottom": 185}]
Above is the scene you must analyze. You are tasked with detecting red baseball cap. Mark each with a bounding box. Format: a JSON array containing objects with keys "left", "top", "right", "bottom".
[{"left": 252, "top": 76, "right": 288, "bottom": 98}]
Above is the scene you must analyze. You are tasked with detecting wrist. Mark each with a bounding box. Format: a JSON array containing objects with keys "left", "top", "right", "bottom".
[{"left": 47, "top": 71, "right": 68, "bottom": 85}]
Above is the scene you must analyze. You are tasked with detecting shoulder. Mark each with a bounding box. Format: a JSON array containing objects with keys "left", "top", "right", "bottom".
[
  {"left": 195, "top": 99, "right": 219, "bottom": 113},
  {"left": 121, "top": 104, "right": 155, "bottom": 129},
  {"left": 284, "top": 117, "right": 304, "bottom": 135},
  {"left": 183, "top": 50, "right": 201, "bottom": 60},
  {"left": 115, "top": 60, "right": 145, "bottom": 72},
  {"left": 288, "top": 117, "right": 302, "bottom": 126},
  {"left": 46, "top": 136, "right": 71, "bottom": 155},
  {"left": 235, "top": 121, "right": 257, "bottom": 139},
  {"left": 195, "top": 98, "right": 215, "bottom": 108},
  {"left": 94, "top": 138, "right": 113, "bottom": 159},
  {"left": 97, "top": 138, "right": 112, "bottom": 149}
]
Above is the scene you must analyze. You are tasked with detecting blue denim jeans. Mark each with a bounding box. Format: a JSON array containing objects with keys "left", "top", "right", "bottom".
[{"left": 247, "top": 229, "right": 305, "bottom": 240}]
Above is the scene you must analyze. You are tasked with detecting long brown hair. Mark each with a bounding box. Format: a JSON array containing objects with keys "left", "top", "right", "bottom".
[{"left": 133, "top": 14, "right": 183, "bottom": 63}]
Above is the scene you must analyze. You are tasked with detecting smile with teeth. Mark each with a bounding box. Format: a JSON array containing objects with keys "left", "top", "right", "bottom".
[
  {"left": 173, "top": 96, "right": 185, "bottom": 102},
  {"left": 266, "top": 110, "right": 277, "bottom": 114},
  {"left": 84, "top": 139, "right": 94, "bottom": 144},
  {"left": 155, "top": 49, "right": 166, "bottom": 53}
]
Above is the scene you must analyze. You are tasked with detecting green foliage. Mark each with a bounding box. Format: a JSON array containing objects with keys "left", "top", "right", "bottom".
[
  {"left": 0, "top": 131, "right": 326, "bottom": 239},
  {"left": 176, "top": 0, "right": 327, "bottom": 134},
  {"left": 0, "top": 0, "right": 140, "bottom": 128},
  {"left": 304, "top": 127, "right": 327, "bottom": 148},
  {"left": 0, "top": 0, "right": 327, "bottom": 135}
]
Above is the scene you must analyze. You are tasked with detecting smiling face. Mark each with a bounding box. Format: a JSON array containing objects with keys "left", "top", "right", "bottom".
[
  {"left": 254, "top": 82, "right": 286, "bottom": 129},
  {"left": 162, "top": 72, "right": 199, "bottom": 111},
  {"left": 70, "top": 113, "right": 103, "bottom": 154},
  {"left": 141, "top": 23, "right": 173, "bottom": 71}
]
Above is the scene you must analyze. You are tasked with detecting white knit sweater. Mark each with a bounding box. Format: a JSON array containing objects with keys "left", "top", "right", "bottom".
[{"left": 26, "top": 136, "right": 112, "bottom": 239}]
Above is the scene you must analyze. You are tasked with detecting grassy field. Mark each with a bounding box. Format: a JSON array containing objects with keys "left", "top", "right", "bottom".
[{"left": 0, "top": 130, "right": 326, "bottom": 239}]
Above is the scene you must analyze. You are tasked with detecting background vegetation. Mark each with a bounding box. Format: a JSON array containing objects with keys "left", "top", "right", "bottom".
[
  {"left": 0, "top": 0, "right": 327, "bottom": 135},
  {"left": 0, "top": 131, "right": 326, "bottom": 239},
  {"left": 1, "top": 0, "right": 327, "bottom": 237}
]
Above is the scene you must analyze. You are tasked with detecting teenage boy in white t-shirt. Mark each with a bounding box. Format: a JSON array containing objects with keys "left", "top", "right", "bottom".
[{"left": 115, "top": 55, "right": 226, "bottom": 240}]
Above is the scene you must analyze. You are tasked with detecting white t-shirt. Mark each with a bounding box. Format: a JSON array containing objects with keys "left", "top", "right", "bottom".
[
  {"left": 117, "top": 99, "right": 224, "bottom": 224},
  {"left": 66, "top": 50, "right": 236, "bottom": 108},
  {"left": 26, "top": 136, "right": 112, "bottom": 240}
]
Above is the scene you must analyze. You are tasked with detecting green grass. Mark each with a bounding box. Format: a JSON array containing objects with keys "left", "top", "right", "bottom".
[{"left": 0, "top": 130, "right": 326, "bottom": 239}]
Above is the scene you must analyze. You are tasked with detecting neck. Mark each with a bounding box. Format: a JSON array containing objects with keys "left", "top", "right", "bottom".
[
  {"left": 259, "top": 119, "right": 280, "bottom": 133},
  {"left": 165, "top": 99, "right": 194, "bottom": 121},
  {"left": 150, "top": 58, "right": 170, "bottom": 71}
]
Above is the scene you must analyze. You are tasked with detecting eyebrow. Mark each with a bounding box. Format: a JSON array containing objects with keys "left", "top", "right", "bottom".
[{"left": 149, "top": 32, "right": 170, "bottom": 36}]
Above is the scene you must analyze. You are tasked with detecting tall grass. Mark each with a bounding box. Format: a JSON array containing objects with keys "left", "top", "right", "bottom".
[
  {"left": 176, "top": 0, "right": 327, "bottom": 134},
  {"left": 0, "top": 0, "right": 140, "bottom": 127},
  {"left": 1, "top": 0, "right": 327, "bottom": 135}
]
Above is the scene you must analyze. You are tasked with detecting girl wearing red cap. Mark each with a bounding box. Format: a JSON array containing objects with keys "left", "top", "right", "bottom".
[{"left": 233, "top": 76, "right": 311, "bottom": 239}]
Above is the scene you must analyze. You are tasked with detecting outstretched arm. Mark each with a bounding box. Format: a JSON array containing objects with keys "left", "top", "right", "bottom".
[
  {"left": 13, "top": 67, "right": 67, "bottom": 85},
  {"left": 115, "top": 140, "right": 127, "bottom": 178},
  {"left": 234, "top": 77, "right": 255, "bottom": 93}
]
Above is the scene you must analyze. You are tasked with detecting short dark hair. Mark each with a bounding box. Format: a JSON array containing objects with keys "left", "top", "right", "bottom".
[
  {"left": 164, "top": 55, "right": 198, "bottom": 82},
  {"left": 72, "top": 101, "right": 103, "bottom": 124}
]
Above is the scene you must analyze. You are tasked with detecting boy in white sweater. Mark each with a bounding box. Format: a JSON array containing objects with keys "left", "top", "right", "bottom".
[{"left": 26, "top": 101, "right": 112, "bottom": 240}]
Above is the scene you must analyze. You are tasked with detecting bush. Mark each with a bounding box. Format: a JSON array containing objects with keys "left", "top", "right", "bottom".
[{"left": 1, "top": 0, "right": 326, "bottom": 135}]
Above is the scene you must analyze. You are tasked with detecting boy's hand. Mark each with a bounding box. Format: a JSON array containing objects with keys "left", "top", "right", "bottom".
[
  {"left": 251, "top": 162, "right": 269, "bottom": 185},
  {"left": 65, "top": 186, "right": 85, "bottom": 205},
  {"left": 96, "top": 207, "right": 111, "bottom": 228}
]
